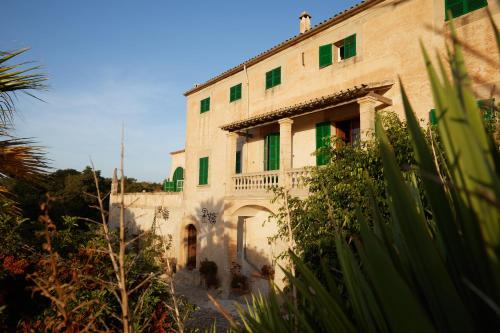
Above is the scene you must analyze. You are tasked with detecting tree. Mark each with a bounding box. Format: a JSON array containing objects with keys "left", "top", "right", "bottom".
[{"left": 0, "top": 48, "right": 48, "bottom": 210}]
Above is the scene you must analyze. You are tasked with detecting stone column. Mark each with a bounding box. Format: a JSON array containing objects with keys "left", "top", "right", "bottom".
[
  {"left": 357, "top": 95, "right": 378, "bottom": 142},
  {"left": 278, "top": 118, "right": 293, "bottom": 187},
  {"left": 226, "top": 132, "right": 239, "bottom": 193}
]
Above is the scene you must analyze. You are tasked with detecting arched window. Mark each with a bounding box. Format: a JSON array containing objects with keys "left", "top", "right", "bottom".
[{"left": 172, "top": 167, "right": 184, "bottom": 192}]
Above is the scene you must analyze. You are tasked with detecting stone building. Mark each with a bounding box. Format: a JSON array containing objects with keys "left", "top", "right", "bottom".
[{"left": 110, "top": 0, "right": 499, "bottom": 293}]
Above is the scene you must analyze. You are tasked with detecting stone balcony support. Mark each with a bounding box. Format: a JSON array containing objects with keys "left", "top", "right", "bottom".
[
  {"left": 226, "top": 132, "right": 239, "bottom": 193},
  {"left": 278, "top": 118, "right": 293, "bottom": 187},
  {"left": 357, "top": 95, "right": 379, "bottom": 141}
]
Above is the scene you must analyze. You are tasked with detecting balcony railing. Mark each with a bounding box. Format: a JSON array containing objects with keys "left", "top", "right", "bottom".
[
  {"left": 287, "top": 168, "right": 310, "bottom": 189},
  {"left": 231, "top": 168, "right": 310, "bottom": 193},
  {"left": 233, "top": 170, "right": 279, "bottom": 192}
]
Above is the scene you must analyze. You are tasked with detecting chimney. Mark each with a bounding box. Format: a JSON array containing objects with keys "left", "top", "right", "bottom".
[{"left": 299, "top": 11, "right": 311, "bottom": 34}]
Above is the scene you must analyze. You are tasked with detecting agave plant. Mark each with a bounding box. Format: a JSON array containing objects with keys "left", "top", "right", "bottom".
[
  {"left": 234, "top": 10, "right": 500, "bottom": 333},
  {"left": 0, "top": 48, "right": 48, "bottom": 209}
]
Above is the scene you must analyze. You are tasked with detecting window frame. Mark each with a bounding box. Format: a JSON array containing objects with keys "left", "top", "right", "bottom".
[
  {"left": 319, "top": 44, "right": 333, "bottom": 68},
  {"left": 445, "top": 0, "right": 488, "bottom": 20},
  {"left": 198, "top": 156, "right": 209, "bottom": 185},
  {"left": 230, "top": 83, "right": 242, "bottom": 102},
  {"left": 265, "top": 67, "right": 281, "bottom": 90},
  {"left": 200, "top": 97, "right": 210, "bottom": 113}
]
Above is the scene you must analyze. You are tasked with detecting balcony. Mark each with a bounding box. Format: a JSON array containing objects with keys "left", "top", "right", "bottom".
[{"left": 230, "top": 168, "right": 310, "bottom": 195}]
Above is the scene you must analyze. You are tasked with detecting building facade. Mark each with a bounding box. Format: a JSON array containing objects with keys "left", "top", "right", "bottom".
[{"left": 110, "top": 0, "right": 499, "bottom": 293}]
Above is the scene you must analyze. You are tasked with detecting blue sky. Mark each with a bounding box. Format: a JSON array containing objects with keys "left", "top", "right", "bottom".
[{"left": 2, "top": 0, "right": 360, "bottom": 182}]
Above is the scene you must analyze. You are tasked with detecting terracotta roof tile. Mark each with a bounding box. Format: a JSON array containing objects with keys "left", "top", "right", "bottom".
[
  {"left": 220, "top": 81, "right": 393, "bottom": 132},
  {"left": 184, "top": 0, "right": 383, "bottom": 96}
]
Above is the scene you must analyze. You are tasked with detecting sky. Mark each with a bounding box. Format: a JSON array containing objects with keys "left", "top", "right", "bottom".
[{"left": 1, "top": 0, "right": 360, "bottom": 182}]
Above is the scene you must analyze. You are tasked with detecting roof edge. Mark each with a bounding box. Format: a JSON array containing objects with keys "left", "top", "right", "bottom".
[
  {"left": 184, "top": 0, "right": 383, "bottom": 97},
  {"left": 170, "top": 149, "right": 185, "bottom": 155}
]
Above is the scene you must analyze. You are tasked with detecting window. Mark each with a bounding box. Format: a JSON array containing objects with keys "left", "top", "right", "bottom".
[
  {"left": 264, "top": 133, "right": 280, "bottom": 171},
  {"left": 265, "top": 67, "right": 281, "bottom": 89},
  {"left": 235, "top": 151, "right": 242, "bottom": 174},
  {"left": 336, "top": 119, "right": 360, "bottom": 145},
  {"left": 230, "top": 83, "right": 242, "bottom": 102},
  {"left": 172, "top": 167, "right": 184, "bottom": 192},
  {"left": 316, "top": 122, "right": 331, "bottom": 166},
  {"left": 198, "top": 157, "right": 209, "bottom": 185},
  {"left": 337, "top": 34, "right": 357, "bottom": 61},
  {"left": 200, "top": 97, "right": 210, "bottom": 113},
  {"left": 445, "top": 0, "right": 487, "bottom": 20},
  {"left": 319, "top": 44, "right": 333, "bottom": 68}
]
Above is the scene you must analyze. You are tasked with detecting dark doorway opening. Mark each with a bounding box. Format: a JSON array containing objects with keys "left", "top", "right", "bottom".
[
  {"left": 186, "top": 224, "right": 197, "bottom": 270},
  {"left": 336, "top": 118, "right": 360, "bottom": 145}
]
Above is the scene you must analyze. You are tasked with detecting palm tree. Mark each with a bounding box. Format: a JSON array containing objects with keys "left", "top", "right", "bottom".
[{"left": 0, "top": 48, "right": 48, "bottom": 209}]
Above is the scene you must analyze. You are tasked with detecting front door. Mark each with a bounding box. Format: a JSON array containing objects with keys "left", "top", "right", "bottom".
[{"left": 186, "top": 225, "right": 197, "bottom": 269}]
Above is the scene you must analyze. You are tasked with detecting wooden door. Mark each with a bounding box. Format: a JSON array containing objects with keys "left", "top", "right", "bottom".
[{"left": 187, "top": 225, "right": 197, "bottom": 269}]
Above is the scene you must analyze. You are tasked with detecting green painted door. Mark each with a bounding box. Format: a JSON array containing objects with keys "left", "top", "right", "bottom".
[
  {"left": 265, "top": 133, "right": 280, "bottom": 171},
  {"left": 316, "top": 122, "right": 331, "bottom": 166}
]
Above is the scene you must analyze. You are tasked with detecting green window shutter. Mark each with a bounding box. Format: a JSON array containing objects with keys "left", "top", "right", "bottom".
[
  {"left": 274, "top": 67, "right": 281, "bottom": 86},
  {"left": 315, "top": 122, "right": 331, "bottom": 166},
  {"left": 468, "top": 0, "right": 488, "bottom": 12},
  {"left": 445, "top": 0, "right": 465, "bottom": 19},
  {"left": 319, "top": 44, "right": 333, "bottom": 68},
  {"left": 446, "top": 0, "right": 487, "bottom": 20},
  {"left": 200, "top": 97, "right": 210, "bottom": 113},
  {"left": 230, "top": 87, "right": 235, "bottom": 102},
  {"left": 235, "top": 151, "right": 242, "bottom": 174},
  {"left": 265, "top": 133, "right": 280, "bottom": 171},
  {"left": 266, "top": 71, "right": 273, "bottom": 89},
  {"left": 429, "top": 109, "right": 438, "bottom": 125},
  {"left": 237, "top": 84, "right": 242, "bottom": 99},
  {"left": 266, "top": 67, "right": 281, "bottom": 89},
  {"left": 344, "top": 34, "right": 357, "bottom": 59},
  {"left": 230, "top": 83, "right": 242, "bottom": 102},
  {"left": 199, "top": 157, "right": 209, "bottom": 185}
]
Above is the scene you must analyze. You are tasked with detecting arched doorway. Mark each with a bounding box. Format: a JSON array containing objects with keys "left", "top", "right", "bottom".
[{"left": 186, "top": 224, "right": 197, "bottom": 269}]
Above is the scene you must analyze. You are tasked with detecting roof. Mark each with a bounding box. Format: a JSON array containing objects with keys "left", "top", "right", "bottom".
[
  {"left": 170, "top": 149, "right": 185, "bottom": 155},
  {"left": 220, "top": 81, "right": 393, "bottom": 132},
  {"left": 184, "top": 0, "right": 384, "bottom": 96}
]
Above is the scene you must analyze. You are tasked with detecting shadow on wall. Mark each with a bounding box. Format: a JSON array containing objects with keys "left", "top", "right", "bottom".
[
  {"left": 108, "top": 203, "right": 175, "bottom": 255},
  {"left": 186, "top": 198, "right": 231, "bottom": 267}
]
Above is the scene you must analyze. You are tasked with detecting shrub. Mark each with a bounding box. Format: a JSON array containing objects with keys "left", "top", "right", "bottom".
[
  {"left": 199, "top": 258, "right": 219, "bottom": 289},
  {"left": 235, "top": 14, "right": 500, "bottom": 332}
]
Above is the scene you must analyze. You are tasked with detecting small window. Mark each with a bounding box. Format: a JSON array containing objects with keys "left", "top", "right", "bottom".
[
  {"left": 336, "top": 34, "right": 357, "bottom": 61},
  {"left": 265, "top": 67, "right": 281, "bottom": 89},
  {"left": 198, "top": 157, "right": 209, "bottom": 185},
  {"left": 319, "top": 44, "right": 333, "bottom": 68},
  {"left": 235, "top": 151, "right": 242, "bottom": 174},
  {"left": 200, "top": 97, "right": 210, "bottom": 113},
  {"left": 230, "top": 83, "right": 242, "bottom": 102},
  {"left": 445, "top": 0, "right": 488, "bottom": 20}
]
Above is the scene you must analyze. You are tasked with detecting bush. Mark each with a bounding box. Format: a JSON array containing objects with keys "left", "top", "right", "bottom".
[
  {"left": 199, "top": 258, "right": 219, "bottom": 289},
  {"left": 236, "top": 14, "right": 500, "bottom": 332}
]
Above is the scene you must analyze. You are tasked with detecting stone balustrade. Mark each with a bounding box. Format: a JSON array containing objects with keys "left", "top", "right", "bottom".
[
  {"left": 231, "top": 168, "right": 311, "bottom": 193},
  {"left": 232, "top": 170, "right": 280, "bottom": 192},
  {"left": 287, "top": 168, "right": 310, "bottom": 189}
]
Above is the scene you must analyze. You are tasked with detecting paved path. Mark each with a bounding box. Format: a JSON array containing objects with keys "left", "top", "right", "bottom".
[{"left": 173, "top": 271, "right": 248, "bottom": 332}]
